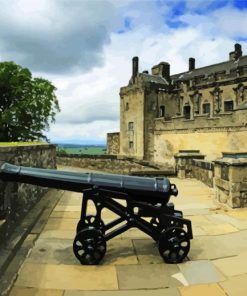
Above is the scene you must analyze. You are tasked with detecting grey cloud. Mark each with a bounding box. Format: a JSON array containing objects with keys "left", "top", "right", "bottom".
[{"left": 0, "top": 0, "right": 117, "bottom": 74}]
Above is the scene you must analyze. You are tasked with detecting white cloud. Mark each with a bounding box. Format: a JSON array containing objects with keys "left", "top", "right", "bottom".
[
  {"left": 47, "top": 120, "right": 118, "bottom": 143},
  {"left": 1, "top": 0, "right": 247, "bottom": 144}
]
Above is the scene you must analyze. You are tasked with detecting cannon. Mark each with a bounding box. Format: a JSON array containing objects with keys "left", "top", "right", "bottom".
[{"left": 0, "top": 162, "right": 193, "bottom": 265}]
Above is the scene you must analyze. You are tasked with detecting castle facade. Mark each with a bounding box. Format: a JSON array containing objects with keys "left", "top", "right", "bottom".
[{"left": 107, "top": 44, "right": 247, "bottom": 165}]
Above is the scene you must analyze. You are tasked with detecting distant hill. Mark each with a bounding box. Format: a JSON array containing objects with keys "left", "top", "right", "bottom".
[
  {"left": 56, "top": 143, "right": 106, "bottom": 148},
  {"left": 55, "top": 143, "right": 107, "bottom": 155}
]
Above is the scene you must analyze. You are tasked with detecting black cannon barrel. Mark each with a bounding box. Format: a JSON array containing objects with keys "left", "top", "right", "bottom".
[{"left": 0, "top": 162, "right": 178, "bottom": 204}]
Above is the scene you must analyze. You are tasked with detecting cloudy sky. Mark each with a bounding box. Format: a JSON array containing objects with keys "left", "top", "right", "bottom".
[{"left": 0, "top": 0, "right": 247, "bottom": 144}]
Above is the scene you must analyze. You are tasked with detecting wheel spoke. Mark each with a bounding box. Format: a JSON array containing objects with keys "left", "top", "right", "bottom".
[
  {"left": 77, "top": 215, "right": 105, "bottom": 233},
  {"left": 73, "top": 228, "right": 106, "bottom": 265},
  {"left": 158, "top": 227, "right": 190, "bottom": 263}
]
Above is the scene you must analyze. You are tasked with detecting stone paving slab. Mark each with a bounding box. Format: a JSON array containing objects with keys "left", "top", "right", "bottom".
[
  {"left": 39, "top": 229, "right": 76, "bottom": 240},
  {"left": 213, "top": 251, "right": 247, "bottom": 277},
  {"left": 227, "top": 209, "right": 247, "bottom": 219},
  {"left": 116, "top": 264, "right": 181, "bottom": 290},
  {"left": 43, "top": 217, "right": 78, "bottom": 231},
  {"left": 50, "top": 211, "right": 81, "bottom": 219},
  {"left": 9, "top": 286, "right": 64, "bottom": 296},
  {"left": 26, "top": 237, "right": 138, "bottom": 266},
  {"left": 188, "top": 236, "right": 238, "bottom": 260},
  {"left": 206, "top": 213, "right": 247, "bottom": 230},
  {"left": 179, "top": 283, "right": 227, "bottom": 296},
  {"left": 200, "top": 223, "right": 239, "bottom": 235},
  {"left": 15, "top": 263, "right": 118, "bottom": 290},
  {"left": 132, "top": 239, "right": 164, "bottom": 264},
  {"left": 219, "top": 273, "right": 247, "bottom": 296},
  {"left": 25, "top": 238, "right": 78, "bottom": 265},
  {"left": 64, "top": 288, "right": 181, "bottom": 296},
  {"left": 178, "top": 260, "right": 226, "bottom": 285}
]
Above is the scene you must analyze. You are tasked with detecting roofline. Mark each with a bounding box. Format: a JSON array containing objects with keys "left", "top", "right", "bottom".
[{"left": 170, "top": 54, "right": 247, "bottom": 79}]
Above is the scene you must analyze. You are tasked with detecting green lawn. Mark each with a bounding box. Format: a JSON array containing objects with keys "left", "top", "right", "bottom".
[{"left": 58, "top": 146, "right": 106, "bottom": 155}]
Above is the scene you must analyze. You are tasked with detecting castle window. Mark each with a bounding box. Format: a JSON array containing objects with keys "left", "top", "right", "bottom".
[
  {"left": 129, "top": 141, "right": 134, "bottom": 149},
  {"left": 224, "top": 100, "right": 233, "bottom": 112},
  {"left": 125, "top": 102, "right": 129, "bottom": 111},
  {"left": 128, "top": 122, "right": 134, "bottom": 130},
  {"left": 203, "top": 103, "right": 210, "bottom": 114},
  {"left": 183, "top": 106, "right": 191, "bottom": 119},
  {"left": 159, "top": 105, "right": 165, "bottom": 117}
]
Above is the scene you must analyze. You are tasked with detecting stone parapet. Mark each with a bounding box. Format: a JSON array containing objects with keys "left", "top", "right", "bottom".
[
  {"left": 56, "top": 155, "right": 164, "bottom": 175},
  {"left": 192, "top": 159, "right": 214, "bottom": 187},
  {"left": 0, "top": 143, "right": 56, "bottom": 241},
  {"left": 213, "top": 152, "right": 247, "bottom": 208},
  {"left": 174, "top": 150, "right": 205, "bottom": 178}
]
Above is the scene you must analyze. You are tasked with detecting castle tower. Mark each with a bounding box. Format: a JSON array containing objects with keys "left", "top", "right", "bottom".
[{"left": 119, "top": 57, "right": 170, "bottom": 160}]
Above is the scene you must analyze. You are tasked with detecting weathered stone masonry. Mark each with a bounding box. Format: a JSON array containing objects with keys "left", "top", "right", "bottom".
[
  {"left": 107, "top": 43, "right": 247, "bottom": 165},
  {"left": 0, "top": 144, "right": 56, "bottom": 240}
]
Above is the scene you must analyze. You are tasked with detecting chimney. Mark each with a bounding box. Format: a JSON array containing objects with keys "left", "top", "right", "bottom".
[
  {"left": 132, "top": 56, "right": 139, "bottom": 82},
  {"left": 151, "top": 62, "right": 170, "bottom": 82},
  {"left": 229, "top": 43, "right": 242, "bottom": 61},
  {"left": 235, "top": 43, "right": 242, "bottom": 60},
  {"left": 189, "top": 58, "right": 195, "bottom": 71}
]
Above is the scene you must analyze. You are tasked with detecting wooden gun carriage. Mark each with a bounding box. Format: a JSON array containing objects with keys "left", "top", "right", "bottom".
[{"left": 0, "top": 162, "right": 193, "bottom": 265}]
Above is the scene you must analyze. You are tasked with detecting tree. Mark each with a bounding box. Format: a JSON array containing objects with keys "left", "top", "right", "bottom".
[{"left": 0, "top": 61, "right": 60, "bottom": 141}]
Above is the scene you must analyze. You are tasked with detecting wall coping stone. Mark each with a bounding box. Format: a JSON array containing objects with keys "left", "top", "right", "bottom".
[
  {"left": 0, "top": 143, "right": 56, "bottom": 153},
  {"left": 179, "top": 150, "right": 200, "bottom": 153},
  {"left": 57, "top": 154, "right": 117, "bottom": 159},
  {"left": 222, "top": 152, "right": 247, "bottom": 158},
  {"left": 214, "top": 157, "right": 247, "bottom": 166},
  {"left": 174, "top": 151, "right": 205, "bottom": 159},
  {"left": 192, "top": 159, "right": 214, "bottom": 170}
]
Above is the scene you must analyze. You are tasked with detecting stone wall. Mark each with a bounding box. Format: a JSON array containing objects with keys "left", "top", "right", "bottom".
[
  {"left": 107, "top": 132, "right": 120, "bottom": 155},
  {"left": 154, "top": 128, "right": 247, "bottom": 165},
  {"left": 192, "top": 159, "right": 214, "bottom": 188},
  {"left": 214, "top": 153, "right": 247, "bottom": 208},
  {"left": 56, "top": 154, "right": 161, "bottom": 174},
  {"left": 0, "top": 144, "right": 56, "bottom": 227},
  {"left": 175, "top": 150, "right": 214, "bottom": 188}
]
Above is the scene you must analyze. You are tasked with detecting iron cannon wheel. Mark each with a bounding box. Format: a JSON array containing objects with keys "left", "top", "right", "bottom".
[
  {"left": 73, "top": 228, "right": 106, "bottom": 265},
  {"left": 158, "top": 227, "right": 190, "bottom": 264},
  {"left": 150, "top": 217, "right": 160, "bottom": 228},
  {"left": 150, "top": 217, "right": 181, "bottom": 230},
  {"left": 76, "top": 215, "right": 105, "bottom": 233}
]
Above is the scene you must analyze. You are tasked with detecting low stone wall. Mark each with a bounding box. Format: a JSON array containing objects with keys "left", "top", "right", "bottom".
[
  {"left": 56, "top": 154, "right": 161, "bottom": 174},
  {"left": 175, "top": 150, "right": 214, "bottom": 188},
  {"left": 214, "top": 153, "right": 247, "bottom": 208},
  {"left": 0, "top": 144, "right": 56, "bottom": 235},
  {"left": 174, "top": 150, "right": 205, "bottom": 178},
  {"left": 192, "top": 159, "right": 214, "bottom": 188},
  {"left": 107, "top": 132, "right": 120, "bottom": 155}
]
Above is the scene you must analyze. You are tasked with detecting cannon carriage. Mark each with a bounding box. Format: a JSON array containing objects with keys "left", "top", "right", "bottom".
[{"left": 0, "top": 162, "right": 193, "bottom": 265}]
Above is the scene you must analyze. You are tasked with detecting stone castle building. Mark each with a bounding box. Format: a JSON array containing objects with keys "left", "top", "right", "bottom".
[{"left": 107, "top": 44, "right": 247, "bottom": 165}]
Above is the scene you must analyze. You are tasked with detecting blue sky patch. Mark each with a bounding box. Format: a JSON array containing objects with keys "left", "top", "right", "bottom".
[
  {"left": 235, "top": 36, "right": 247, "bottom": 42},
  {"left": 193, "top": 0, "right": 229, "bottom": 14},
  {"left": 233, "top": 0, "right": 247, "bottom": 9},
  {"left": 116, "top": 16, "right": 133, "bottom": 34},
  {"left": 166, "top": 19, "right": 188, "bottom": 29},
  {"left": 170, "top": 1, "right": 187, "bottom": 17}
]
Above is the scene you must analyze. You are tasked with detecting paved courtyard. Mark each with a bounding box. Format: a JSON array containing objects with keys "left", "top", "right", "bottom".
[{"left": 7, "top": 167, "right": 247, "bottom": 296}]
